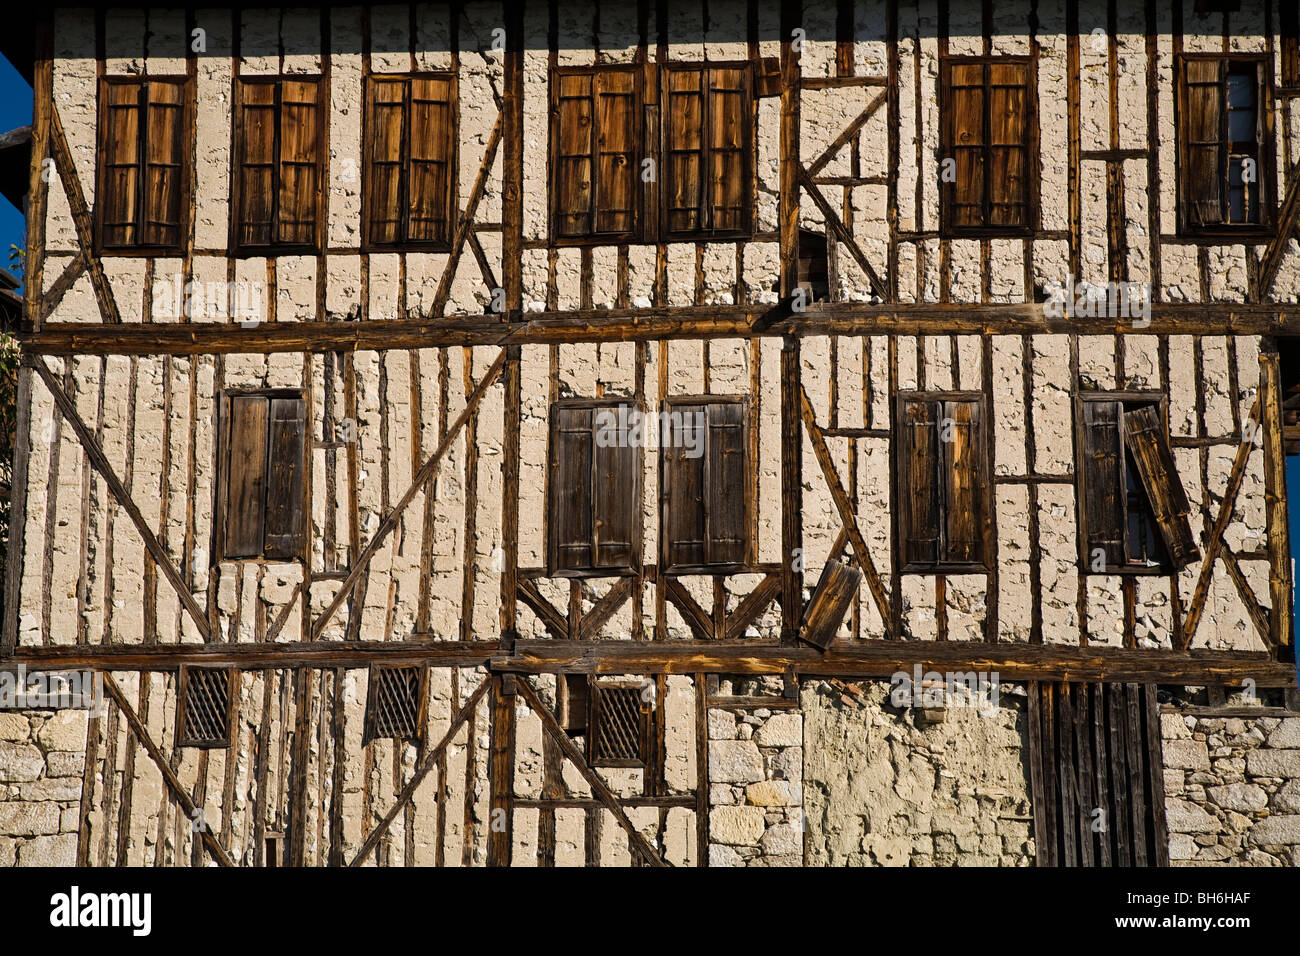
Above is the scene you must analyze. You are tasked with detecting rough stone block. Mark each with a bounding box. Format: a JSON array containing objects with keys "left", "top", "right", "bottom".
[
  {"left": 754, "top": 713, "right": 802, "bottom": 748},
  {"left": 0, "top": 802, "right": 61, "bottom": 837},
  {"left": 1266, "top": 718, "right": 1300, "bottom": 750},
  {"left": 36, "top": 710, "right": 87, "bottom": 753},
  {"left": 1163, "top": 739, "right": 1210, "bottom": 771},
  {"left": 1206, "top": 783, "right": 1267, "bottom": 814},
  {"left": 1248, "top": 815, "right": 1300, "bottom": 846},
  {"left": 1246, "top": 749, "right": 1300, "bottom": 778},
  {"left": 0, "top": 744, "right": 45, "bottom": 783},
  {"left": 709, "top": 805, "right": 766, "bottom": 845},
  {"left": 1165, "top": 799, "right": 1219, "bottom": 834},
  {"left": 16, "top": 833, "right": 76, "bottom": 866},
  {"left": 708, "top": 740, "right": 764, "bottom": 784}
]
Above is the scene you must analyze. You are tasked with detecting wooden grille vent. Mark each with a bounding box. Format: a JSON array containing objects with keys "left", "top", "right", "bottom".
[
  {"left": 593, "top": 685, "right": 645, "bottom": 764},
  {"left": 364, "top": 666, "right": 424, "bottom": 743},
  {"left": 179, "top": 668, "right": 231, "bottom": 748}
]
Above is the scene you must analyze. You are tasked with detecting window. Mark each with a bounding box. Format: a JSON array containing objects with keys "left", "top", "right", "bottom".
[
  {"left": 96, "top": 77, "right": 190, "bottom": 251},
  {"left": 231, "top": 77, "right": 324, "bottom": 252},
  {"left": 1176, "top": 55, "right": 1273, "bottom": 235},
  {"left": 660, "top": 397, "right": 751, "bottom": 573},
  {"left": 177, "top": 667, "right": 232, "bottom": 749},
  {"left": 546, "top": 400, "right": 642, "bottom": 577},
  {"left": 364, "top": 74, "right": 457, "bottom": 248},
  {"left": 939, "top": 56, "right": 1036, "bottom": 236},
  {"left": 217, "top": 390, "right": 307, "bottom": 561},
  {"left": 589, "top": 679, "right": 653, "bottom": 767},
  {"left": 1282, "top": 3, "right": 1300, "bottom": 89},
  {"left": 895, "top": 394, "right": 988, "bottom": 570},
  {"left": 363, "top": 666, "right": 427, "bottom": 743},
  {"left": 549, "top": 63, "right": 755, "bottom": 242},
  {"left": 1078, "top": 397, "right": 1199, "bottom": 573},
  {"left": 663, "top": 65, "right": 753, "bottom": 237},
  {"left": 552, "top": 67, "right": 640, "bottom": 240}
]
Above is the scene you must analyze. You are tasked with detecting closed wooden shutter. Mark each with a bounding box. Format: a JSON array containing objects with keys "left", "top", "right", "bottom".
[
  {"left": 408, "top": 75, "right": 454, "bottom": 242},
  {"left": 663, "top": 404, "right": 706, "bottom": 570},
  {"left": 942, "top": 400, "right": 984, "bottom": 564},
  {"left": 140, "top": 80, "right": 186, "bottom": 247},
  {"left": 100, "top": 83, "right": 143, "bottom": 247},
  {"left": 665, "top": 69, "right": 704, "bottom": 234},
  {"left": 594, "top": 71, "right": 636, "bottom": 235},
  {"left": 224, "top": 395, "right": 269, "bottom": 559},
  {"left": 708, "top": 67, "right": 749, "bottom": 233},
  {"left": 593, "top": 405, "right": 638, "bottom": 569},
  {"left": 1183, "top": 58, "right": 1224, "bottom": 226},
  {"left": 367, "top": 77, "right": 405, "bottom": 244},
  {"left": 235, "top": 81, "right": 277, "bottom": 247},
  {"left": 1082, "top": 401, "right": 1126, "bottom": 569},
  {"left": 555, "top": 73, "right": 596, "bottom": 237},
  {"left": 264, "top": 398, "right": 307, "bottom": 560},
  {"left": 704, "top": 401, "right": 748, "bottom": 565},
  {"left": 947, "top": 62, "right": 986, "bottom": 231},
  {"left": 277, "top": 79, "right": 320, "bottom": 246},
  {"left": 665, "top": 66, "right": 751, "bottom": 236},
  {"left": 1122, "top": 404, "right": 1200, "bottom": 571},
  {"left": 987, "top": 62, "right": 1029, "bottom": 228},
  {"left": 899, "top": 400, "right": 941, "bottom": 566},
  {"left": 1284, "top": 4, "right": 1300, "bottom": 88},
  {"left": 549, "top": 405, "right": 595, "bottom": 573}
]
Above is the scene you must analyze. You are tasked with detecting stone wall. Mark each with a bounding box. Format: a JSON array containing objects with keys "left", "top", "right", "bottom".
[
  {"left": 0, "top": 710, "right": 87, "bottom": 866},
  {"left": 1162, "top": 712, "right": 1300, "bottom": 866},
  {"left": 802, "top": 680, "right": 1034, "bottom": 867}
]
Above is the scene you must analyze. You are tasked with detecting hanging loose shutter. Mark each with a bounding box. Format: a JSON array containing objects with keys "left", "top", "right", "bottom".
[
  {"left": 665, "top": 69, "right": 704, "bottom": 234},
  {"left": 367, "top": 78, "right": 405, "bottom": 245},
  {"left": 264, "top": 398, "right": 307, "bottom": 560},
  {"left": 278, "top": 79, "right": 320, "bottom": 246},
  {"left": 592, "top": 404, "right": 639, "bottom": 570},
  {"left": 224, "top": 395, "right": 269, "bottom": 559},
  {"left": 1082, "top": 401, "right": 1126, "bottom": 568},
  {"left": 1122, "top": 405, "right": 1200, "bottom": 571},
  {"left": 942, "top": 400, "right": 984, "bottom": 564},
  {"left": 549, "top": 405, "right": 595, "bottom": 573},
  {"left": 594, "top": 71, "right": 636, "bottom": 235},
  {"left": 554, "top": 73, "right": 595, "bottom": 237},
  {"left": 899, "top": 400, "right": 941, "bottom": 566},
  {"left": 663, "top": 404, "right": 706, "bottom": 570},
  {"left": 140, "top": 80, "right": 185, "bottom": 247},
  {"left": 1183, "top": 58, "right": 1224, "bottom": 227},
  {"left": 987, "top": 63, "right": 1029, "bottom": 228},
  {"left": 100, "top": 83, "right": 142, "bottom": 247},
  {"left": 236, "top": 82, "right": 277, "bottom": 247},
  {"left": 704, "top": 401, "right": 748, "bottom": 565},
  {"left": 708, "top": 67, "right": 748, "bottom": 234},
  {"left": 408, "top": 75, "right": 454, "bottom": 243},
  {"left": 802, "top": 558, "right": 863, "bottom": 650},
  {"left": 947, "top": 62, "right": 985, "bottom": 230}
]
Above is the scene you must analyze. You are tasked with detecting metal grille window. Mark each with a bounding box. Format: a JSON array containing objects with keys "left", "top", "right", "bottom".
[
  {"left": 363, "top": 666, "right": 426, "bottom": 743},
  {"left": 590, "top": 681, "right": 651, "bottom": 767},
  {"left": 177, "top": 667, "right": 232, "bottom": 749}
]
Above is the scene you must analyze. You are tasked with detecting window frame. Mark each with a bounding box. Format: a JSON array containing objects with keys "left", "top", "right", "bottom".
[
  {"left": 658, "top": 394, "right": 754, "bottom": 576},
  {"left": 1075, "top": 391, "right": 1178, "bottom": 576},
  {"left": 214, "top": 387, "right": 308, "bottom": 564},
  {"left": 229, "top": 74, "right": 327, "bottom": 257},
  {"left": 1174, "top": 53, "right": 1276, "bottom": 240},
  {"left": 361, "top": 71, "right": 459, "bottom": 253},
  {"left": 892, "top": 390, "right": 992, "bottom": 574},
  {"left": 937, "top": 54, "right": 1040, "bottom": 239},
  {"left": 544, "top": 397, "right": 644, "bottom": 579},
  {"left": 659, "top": 61, "right": 756, "bottom": 242},
  {"left": 94, "top": 75, "right": 194, "bottom": 256}
]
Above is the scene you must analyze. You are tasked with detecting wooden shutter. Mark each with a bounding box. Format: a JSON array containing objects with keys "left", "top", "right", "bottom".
[
  {"left": 592, "top": 404, "right": 638, "bottom": 570},
  {"left": 942, "top": 400, "right": 984, "bottom": 564},
  {"left": 987, "top": 62, "right": 1029, "bottom": 228},
  {"left": 898, "top": 400, "right": 941, "bottom": 566},
  {"left": 264, "top": 398, "right": 307, "bottom": 560},
  {"left": 704, "top": 401, "right": 748, "bottom": 565},
  {"left": 708, "top": 67, "right": 749, "bottom": 234},
  {"left": 1183, "top": 58, "right": 1224, "bottom": 227},
  {"left": 665, "top": 69, "right": 704, "bottom": 234},
  {"left": 594, "top": 70, "right": 636, "bottom": 235},
  {"left": 1122, "top": 404, "right": 1200, "bottom": 571},
  {"left": 802, "top": 558, "right": 863, "bottom": 650},
  {"left": 946, "top": 62, "right": 986, "bottom": 230},
  {"left": 1082, "top": 401, "right": 1126, "bottom": 569},
  {"left": 554, "top": 72, "right": 595, "bottom": 237},
  {"left": 663, "top": 404, "right": 706, "bottom": 570},
  {"left": 367, "top": 77, "right": 405, "bottom": 245},
  {"left": 140, "top": 80, "right": 186, "bottom": 247},
  {"left": 1284, "top": 4, "right": 1300, "bottom": 88},
  {"left": 235, "top": 81, "right": 277, "bottom": 247},
  {"left": 549, "top": 405, "right": 595, "bottom": 573},
  {"left": 100, "top": 82, "right": 142, "bottom": 247},
  {"left": 408, "top": 75, "right": 454, "bottom": 242},
  {"left": 224, "top": 395, "right": 269, "bottom": 559},
  {"left": 277, "top": 79, "right": 320, "bottom": 246}
]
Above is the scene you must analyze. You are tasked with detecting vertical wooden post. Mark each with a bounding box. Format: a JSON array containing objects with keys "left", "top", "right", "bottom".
[
  {"left": 1261, "top": 350, "right": 1293, "bottom": 650},
  {"left": 779, "top": 0, "right": 803, "bottom": 641},
  {"left": 487, "top": 673, "right": 517, "bottom": 866}
]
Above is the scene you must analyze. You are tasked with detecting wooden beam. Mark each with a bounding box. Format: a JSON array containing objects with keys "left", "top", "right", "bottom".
[
  {"left": 804, "top": 90, "right": 887, "bottom": 179},
  {"left": 798, "top": 166, "right": 889, "bottom": 300},
  {"left": 32, "top": 358, "right": 212, "bottom": 641},
  {"left": 1260, "top": 351, "right": 1293, "bottom": 649},
  {"left": 576, "top": 577, "right": 635, "bottom": 641},
  {"left": 517, "top": 578, "right": 569, "bottom": 639},
  {"left": 430, "top": 114, "right": 503, "bottom": 317},
  {"left": 1256, "top": 158, "right": 1300, "bottom": 301},
  {"left": 664, "top": 577, "right": 714, "bottom": 641},
  {"left": 722, "top": 573, "right": 781, "bottom": 641}
]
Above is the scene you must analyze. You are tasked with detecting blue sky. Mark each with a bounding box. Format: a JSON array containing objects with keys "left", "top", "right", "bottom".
[{"left": 0, "top": 53, "right": 1294, "bottom": 641}]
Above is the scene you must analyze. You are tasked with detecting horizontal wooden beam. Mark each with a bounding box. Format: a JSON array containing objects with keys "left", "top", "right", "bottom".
[
  {"left": 24, "top": 302, "right": 1300, "bottom": 356},
  {"left": 10, "top": 638, "right": 1292, "bottom": 686}
]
